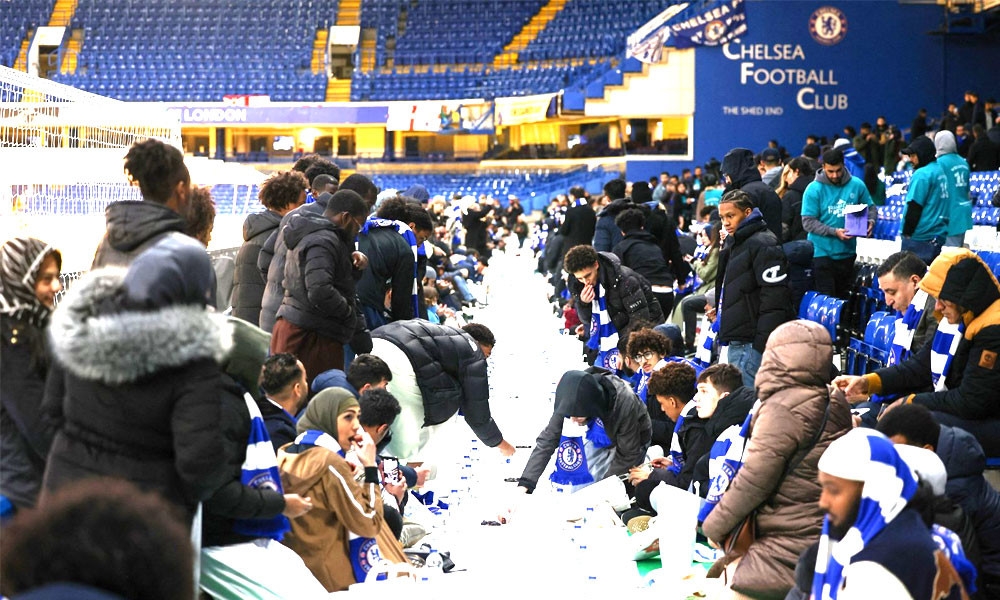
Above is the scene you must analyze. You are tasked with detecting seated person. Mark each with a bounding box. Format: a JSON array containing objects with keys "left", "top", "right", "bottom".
[
  {"left": 877, "top": 404, "right": 1000, "bottom": 596},
  {"left": 517, "top": 368, "right": 652, "bottom": 494},
  {"left": 835, "top": 249, "right": 1000, "bottom": 455},
  {"left": 688, "top": 364, "right": 757, "bottom": 497},
  {"left": 357, "top": 388, "right": 408, "bottom": 540},
  {"left": 277, "top": 388, "right": 408, "bottom": 592},
  {"left": 787, "top": 428, "right": 968, "bottom": 599},
  {"left": 628, "top": 363, "right": 699, "bottom": 508},
  {"left": 311, "top": 353, "right": 392, "bottom": 398},
  {"left": 257, "top": 353, "right": 310, "bottom": 451},
  {"left": 627, "top": 328, "right": 677, "bottom": 450}
]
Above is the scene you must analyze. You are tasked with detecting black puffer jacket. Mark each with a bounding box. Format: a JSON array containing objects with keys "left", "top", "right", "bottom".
[
  {"left": 715, "top": 209, "right": 794, "bottom": 352},
  {"left": 781, "top": 173, "right": 813, "bottom": 242},
  {"left": 560, "top": 203, "right": 597, "bottom": 250},
  {"left": 568, "top": 252, "right": 664, "bottom": 340},
  {"left": 937, "top": 425, "right": 1000, "bottom": 584},
  {"left": 721, "top": 148, "right": 783, "bottom": 240},
  {"left": 371, "top": 320, "right": 503, "bottom": 447},
  {"left": 518, "top": 367, "right": 651, "bottom": 492},
  {"left": 231, "top": 210, "right": 282, "bottom": 325},
  {"left": 356, "top": 226, "right": 416, "bottom": 321},
  {"left": 258, "top": 194, "right": 330, "bottom": 332},
  {"left": 202, "top": 374, "right": 286, "bottom": 548},
  {"left": 91, "top": 201, "right": 188, "bottom": 268},
  {"left": 276, "top": 213, "right": 362, "bottom": 344},
  {"left": 42, "top": 269, "right": 230, "bottom": 521},
  {"left": 613, "top": 231, "right": 674, "bottom": 287},
  {"left": 593, "top": 198, "right": 633, "bottom": 252}
]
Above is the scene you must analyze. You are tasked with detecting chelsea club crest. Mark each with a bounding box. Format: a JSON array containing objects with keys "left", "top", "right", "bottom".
[
  {"left": 809, "top": 6, "right": 848, "bottom": 46},
  {"left": 557, "top": 439, "right": 584, "bottom": 471},
  {"left": 704, "top": 20, "right": 728, "bottom": 44}
]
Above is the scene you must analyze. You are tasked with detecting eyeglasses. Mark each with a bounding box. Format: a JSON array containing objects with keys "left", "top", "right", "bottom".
[{"left": 632, "top": 351, "right": 656, "bottom": 363}]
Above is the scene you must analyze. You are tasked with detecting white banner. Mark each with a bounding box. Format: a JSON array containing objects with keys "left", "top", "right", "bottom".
[
  {"left": 626, "top": 3, "right": 690, "bottom": 64},
  {"left": 494, "top": 92, "right": 557, "bottom": 127}
]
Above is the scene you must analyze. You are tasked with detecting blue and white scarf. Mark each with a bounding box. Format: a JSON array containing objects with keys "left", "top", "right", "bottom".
[
  {"left": 361, "top": 217, "right": 424, "bottom": 317},
  {"left": 550, "top": 418, "right": 614, "bottom": 489},
  {"left": 930, "top": 319, "right": 965, "bottom": 392},
  {"left": 638, "top": 358, "right": 706, "bottom": 404},
  {"left": 233, "top": 392, "right": 290, "bottom": 541},
  {"left": 666, "top": 401, "right": 698, "bottom": 475},
  {"left": 888, "top": 289, "right": 929, "bottom": 366},
  {"left": 294, "top": 430, "right": 384, "bottom": 583},
  {"left": 932, "top": 524, "right": 978, "bottom": 594},
  {"left": 694, "top": 319, "right": 719, "bottom": 367},
  {"left": 811, "top": 432, "right": 918, "bottom": 600},
  {"left": 587, "top": 281, "right": 621, "bottom": 372},
  {"left": 676, "top": 245, "right": 709, "bottom": 296},
  {"left": 697, "top": 400, "right": 760, "bottom": 520},
  {"left": 573, "top": 197, "right": 588, "bottom": 207}
]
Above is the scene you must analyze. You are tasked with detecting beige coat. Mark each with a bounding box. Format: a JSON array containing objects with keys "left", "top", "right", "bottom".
[
  {"left": 702, "top": 320, "right": 852, "bottom": 599},
  {"left": 278, "top": 445, "right": 407, "bottom": 592}
]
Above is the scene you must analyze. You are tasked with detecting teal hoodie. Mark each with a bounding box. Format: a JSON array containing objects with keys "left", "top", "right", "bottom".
[
  {"left": 800, "top": 167, "right": 874, "bottom": 259},
  {"left": 934, "top": 131, "right": 973, "bottom": 237}
]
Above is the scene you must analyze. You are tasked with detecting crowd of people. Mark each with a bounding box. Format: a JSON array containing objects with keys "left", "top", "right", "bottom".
[{"left": 0, "top": 107, "right": 998, "bottom": 600}]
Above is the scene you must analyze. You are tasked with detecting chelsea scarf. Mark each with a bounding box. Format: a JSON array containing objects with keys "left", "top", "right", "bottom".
[
  {"left": 361, "top": 218, "right": 425, "bottom": 318},
  {"left": 694, "top": 319, "right": 719, "bottom": 368},
  {"left": 930, "top": 319, "right": 964, "bottom": 392},
  {"left": 233, "top": 392, "right": 291, "bottom": 540},
  {"left": 676, "top": 244, "right": 709, "bottom": 296},
  {"left": 697, "top": 399, "right": 760, "bottom": 520},
  {"left": 888, "top": 289, "right": 929, "bottom": 366},
  {"left": 811, "top": 431, "right": 918, "bottom": 600},
  {"left": 587, "top": 281, "right": 621, "bottom": 371},
  {"left": 550, "top": 418, "right": 614, "bottom": 488},
  {"left": 666, "top": 401, "right": 698, "bottom": 476},
  {"left": 294, "top": 430, "right": 384, "bottom": 583}
]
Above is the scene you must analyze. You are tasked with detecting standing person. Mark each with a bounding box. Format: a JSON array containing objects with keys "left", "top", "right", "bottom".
[
  {"left": 900, "top": 136, "right": 950, "bottom": 264},
  {"left": 934, "top": 131, "right": 973, "bottom": 248},
  {"left": 564, "top": 245, "right": 664, "bottom": 369},
  {"left": 258, "top": 173, "right": 375, "bottom": 333},
  {"left": 183, "top": 187, "right": 233, "bottom": 311},
  {"left": 720, "top": 148, "right": 783, "bottom": 240},
  {"left": 759, "top": 148, "right": 784, "bottom": 189},
  {"left": 92, "top": 138, "right": 191, "bottom": 268},
  {"left": 356, "top": 196, "right": 427, "bottom": 328},
  {"left": 277, "top": 389, "right": 408, "bottom": 592},
  {"left": 271, "top": 190, "right": 370, "bottom": 388},
  {"left": 593, "top": 178, "right": 631, "bottom": 252},
  {"left": 712, "top": 190, "right": 794, "bottom": 389},
  {"left": 853, "top": 122, "right": 881, "bottom": 167},
  {"left": 780, "top": 157, "right": 815, "bottom": 243},
  {"left": 912, "top": 108, "right": 929, "bottom": 139},
  {"left": 369, "top": 321, "right": 516, "bottom": 461},
  {"left": 231, "top": 171, "right": 308, "bottom": 325},
  {"left": 613, "top": 208, "right": 676, "bottom": 317},
  {"left": 560, "top": 186, "right": 597, "bottom": 251},
  {"left": 1, "top": 238, "right": 61, "bottom": 513},
  {"left": 967, "top": 124, "right": 1000, "bottom": 172},
  {"left": 678, "top": 224, "right": 720, "bottom": 354},
  {"left": 504, "top": 196, "right": 524, "bottom": 231},
  {"left": 801, "top": 148, "right": 876, "bottom": 300},
  {"left": 702, "top": 321, "right": 852, "bottom": 599},
  {"left": 462, "top": 201, "right": 494, "bottom": 265},
  {"left": 43, "top": 236, "right": 230, "bottom": 525}
]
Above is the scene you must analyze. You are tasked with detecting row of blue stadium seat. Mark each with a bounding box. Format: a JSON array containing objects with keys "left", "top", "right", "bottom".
[{"left": 0, "top": 0, "right": 53, "bottom": 68}]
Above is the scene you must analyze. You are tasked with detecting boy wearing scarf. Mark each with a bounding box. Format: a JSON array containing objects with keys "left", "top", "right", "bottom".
[
  {"left": 805, "top": 428, "right": 968, "bottom": 600},
  {"left": 835, "top": 249, "right": 1000, "bottom": 455},
  {"left": 278, "top": 388, "right": 407, "bottom": 591}
]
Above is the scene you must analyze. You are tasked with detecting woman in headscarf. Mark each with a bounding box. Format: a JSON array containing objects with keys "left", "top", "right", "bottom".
[
  {"left": 277, "top": 387, "right": 407, "bottom": 591},
  {"left": 1, "top": 238, "right": 62, "bottom": 512},
  {"left": 42, "top": 235, "right": 231, "bottom": 525}
]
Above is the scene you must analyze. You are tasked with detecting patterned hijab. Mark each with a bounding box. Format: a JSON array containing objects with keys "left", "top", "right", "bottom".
[{"left": 0, "top": 237, "right": 61, "bottom": 328}]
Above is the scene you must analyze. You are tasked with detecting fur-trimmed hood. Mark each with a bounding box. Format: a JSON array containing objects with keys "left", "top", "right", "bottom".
[{"left": 49, "top": 268, "right": 232, "bottom": 385}]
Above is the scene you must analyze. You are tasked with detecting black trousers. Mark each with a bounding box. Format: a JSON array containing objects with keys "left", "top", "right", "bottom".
[{"left": 812, "top": 255, "right": 856, "bottom": 300}]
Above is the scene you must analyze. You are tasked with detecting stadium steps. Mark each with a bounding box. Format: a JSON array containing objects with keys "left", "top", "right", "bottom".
[
  {"left": 13, "top": 34, "right": 32, "bottom": 72},
  {"left": 337, "top": 0, "right": 361, "bottom": 26},
  {"left": 494, "top": 0, "right": 567, "bottom": 67},
  {"left": 48, "top": 0, "right": 78, "bottom": 28},
  {"left": 60, "top": 29, "right": 83, "bottom": 74},
  {"left": 311, "top": 28, "right": 328, "bottom": 74},
  {"left": 359, "top": 30, "right": 377, "bottom": 72},
  {"left": 326, "top": 78, "right": 351, "bottom": 101}
]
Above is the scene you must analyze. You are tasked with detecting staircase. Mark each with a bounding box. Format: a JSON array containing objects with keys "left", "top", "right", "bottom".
[
  {"left": 493, "top": 0, "right": 567, "bottom": 67},
  {"left": 60, "top": 29, "right": 84, "bottom": 74},
  {"left": 326, "top": 79, "right": 351, "bottom": 101},
  {"left": 311, "top": 28, "right": 329, "bottom": 74},
  {"left": 358, "top": 32, "right": 377, "bottom": 72},
  {"left": 336, "top": 0, "right": 361, "bottom": 26},
  {"left": 48, "top": 0, "right": 79, "bottom": 27},
  {"left": 13, "top": 36, "right": 32, "bottom": 71}
]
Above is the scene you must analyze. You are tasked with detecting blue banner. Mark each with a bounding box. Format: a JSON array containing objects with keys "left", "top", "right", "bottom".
[{"left": 664, "top": 0, "right": 747, "bottom": 49}]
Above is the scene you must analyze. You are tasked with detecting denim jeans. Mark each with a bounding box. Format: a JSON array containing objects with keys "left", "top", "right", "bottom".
[
  {"left": 725, "top": 341, "right": 762, "bottom": 390},
  {"left": 944, "top": 233, "right": 966, "bottom": 248},
  {"left": 901, "top": 236, "right": 943, "bottom": 266}
]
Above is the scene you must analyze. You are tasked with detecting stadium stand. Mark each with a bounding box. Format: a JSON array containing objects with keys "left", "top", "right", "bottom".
[{"left": 0, "top": 0, "right": 54, "bottom": 70}]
